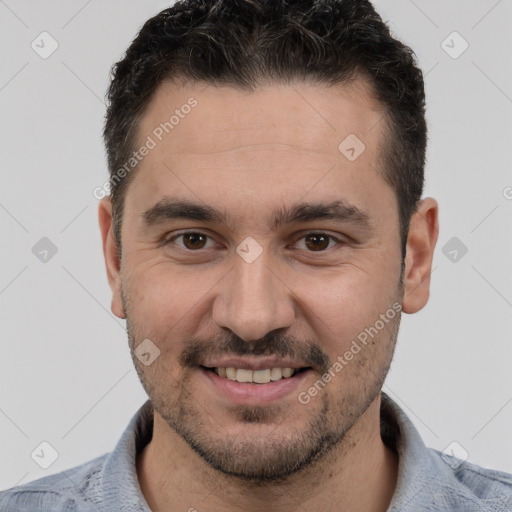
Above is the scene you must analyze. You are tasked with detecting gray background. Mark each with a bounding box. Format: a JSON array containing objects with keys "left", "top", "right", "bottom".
[{"left": 1, "top": 0, "right": 511, "bottom": 490}]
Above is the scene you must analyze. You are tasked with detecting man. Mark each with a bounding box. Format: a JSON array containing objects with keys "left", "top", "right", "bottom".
[{"left": 1, "top": 0, "right": 511, "bottom": 511}]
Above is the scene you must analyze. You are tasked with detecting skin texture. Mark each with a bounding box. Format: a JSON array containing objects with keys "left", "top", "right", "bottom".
[{"left": 99, "top": 78, "right": 439, "bottom": 512}]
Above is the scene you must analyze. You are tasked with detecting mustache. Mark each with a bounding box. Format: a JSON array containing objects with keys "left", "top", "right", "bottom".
[{"left": 179, "top": 330, "right": 331, "bottom": 374}]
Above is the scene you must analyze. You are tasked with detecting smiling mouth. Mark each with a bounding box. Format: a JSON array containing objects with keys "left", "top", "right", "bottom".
[{"left": 201, "top": 366, "right": 311, "bottom": 384}]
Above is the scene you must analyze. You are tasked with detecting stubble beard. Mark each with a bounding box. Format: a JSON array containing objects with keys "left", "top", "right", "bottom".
[{"left": 123, "top": 281, "right": 403, "bottom": 484}]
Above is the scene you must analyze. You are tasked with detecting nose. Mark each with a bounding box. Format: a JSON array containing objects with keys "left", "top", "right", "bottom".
[{"left": 212, "top": 248, "right": 296, "bottom": 342}]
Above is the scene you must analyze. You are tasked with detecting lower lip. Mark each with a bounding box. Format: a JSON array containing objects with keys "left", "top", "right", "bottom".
[{"left": 199, "top": 367, "right": 312, "bottom": 405}]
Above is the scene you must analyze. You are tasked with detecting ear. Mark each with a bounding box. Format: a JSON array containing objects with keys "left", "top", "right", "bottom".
[
  {"left": 402, "top": 197, "right": 439, "bottom": 314},
  {"left": 98, "top": 197, "right": 125, "bottom": 319}
]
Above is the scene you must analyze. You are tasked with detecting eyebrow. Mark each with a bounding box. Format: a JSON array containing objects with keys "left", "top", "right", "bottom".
[{"left": 142, "top": 197, "right": 373, "bottom": 231}]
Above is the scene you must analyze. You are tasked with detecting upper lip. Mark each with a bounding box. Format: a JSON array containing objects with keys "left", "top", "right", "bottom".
[{"left": 201, "top": 357, "right": 310, "bottom": 371}]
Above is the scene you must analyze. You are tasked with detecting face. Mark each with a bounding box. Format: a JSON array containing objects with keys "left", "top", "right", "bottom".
[{"left": 103, "top": 79, "right": 410, "bottom": 481}]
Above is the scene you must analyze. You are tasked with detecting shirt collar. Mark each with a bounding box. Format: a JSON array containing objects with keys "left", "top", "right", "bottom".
[{"left": 99, "top": 399, "right": 154, "bottom": 511}]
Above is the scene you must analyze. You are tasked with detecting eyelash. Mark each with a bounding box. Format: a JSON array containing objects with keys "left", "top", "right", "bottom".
[{"left": 164, "top": 231, "right": 345, "bottom": 253}]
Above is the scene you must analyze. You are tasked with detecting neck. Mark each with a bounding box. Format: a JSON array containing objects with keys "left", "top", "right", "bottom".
[{"left": 137, "top": 394, "right": 398, "bottom": 512}]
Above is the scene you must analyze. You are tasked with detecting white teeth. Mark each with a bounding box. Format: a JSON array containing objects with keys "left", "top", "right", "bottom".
[
  {"left": 270, "top": 368, "right": 282, "bottom": 381},
  {"left": 236, "top": 368, "right": 253, "bottom": 383},
  {"left": 253, "top": 369, "right": 271, "bottom": 384},
  {"left": 215, "top": 367, "right": 298, "bottom": 383},
  {"left": 281, "top": 368, "right": 294, "bottom": 378}
]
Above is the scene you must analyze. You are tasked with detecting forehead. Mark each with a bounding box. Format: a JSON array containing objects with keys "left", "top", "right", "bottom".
[
  {"left": 127, "top": 78, "right": 395, "bottom": 227},
  {"left": 138, "top": 77, "right": 384, "bottom": 156}
]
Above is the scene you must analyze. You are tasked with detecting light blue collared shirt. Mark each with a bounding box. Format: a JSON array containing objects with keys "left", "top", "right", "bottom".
[{"left": 1, "top": 393, "right": 511, "bottom": 511}]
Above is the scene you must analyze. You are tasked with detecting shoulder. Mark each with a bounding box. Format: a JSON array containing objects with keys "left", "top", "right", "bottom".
[
  {"left": 428, "top": 448, "right": 512, "bottom": 510},
  {"left": 381, "top": 393, "right": 512, "bottom": 511},
  {"left": 0, "top": 453, "right": 109, "bottom": 512}
]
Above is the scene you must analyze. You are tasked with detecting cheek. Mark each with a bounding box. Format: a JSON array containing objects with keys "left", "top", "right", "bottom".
[
  {"left": 292, "top": 263, "right": 399, "bottom": 355},
  {"left": 123, "top": 260, "right": 224, "bottom": 341}
]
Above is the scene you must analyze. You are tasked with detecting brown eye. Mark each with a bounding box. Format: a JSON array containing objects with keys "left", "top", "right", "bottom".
[
  {"left": 293, "top": 232, "right": 343, "bottom": 253},
  {"left": 304, "top": 234, "right": 331, "bottom": 251},
  {"left": 182, "top": 232, "right": 208, "bottom": 250},
  {"left": 167, "top": 232, "right": 215, "bottom": 251}
]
